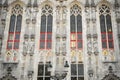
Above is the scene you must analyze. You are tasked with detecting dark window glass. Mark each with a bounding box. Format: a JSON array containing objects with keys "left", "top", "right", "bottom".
[
  {"left": 37, "top": 77, "right": 43, "bottom": 80},
  {"left": 78, "top": 64, "right": 84, "bottom": 75},
  {"left": 78, "top": 77, "right": 84, "bottom": 80},
  {"left": 14, "top": 42, "right": 19, "bottom": 49},
  {"left": 106, "top": 15, "right": 112, "bottom": 32},
  {"left": 78, "top": 41, "right": 82, "bottom": 48},
  {"left": 102, "top": 41, "right": 107, "bottom": 48},
  {"left": 45, "top": 65, "right": 50, "bottom": 75},
  {"left": 71, "top": 64, "right": 77, "bottom": 75},
  {"left": 71, "top": 77, "right": 77, "bottom": 80},
  {"left": 16, "top": 15, "right": 22, "bottom": 32},
  {"left": 108, "top": 41, "right": 113, "bottom": 48},
  {"left": 38, "top": 65, "right": 44, "bottom": 76},
  {"left": 40, "top": 34, "right": 45, "bottom": 40},
  {"left": 45, "top": 77, "right": 50, "bottom": 80},
  {"left": 100, "top": 15, "right": 106, "bottom": 32},
  {"left": 102, "top": 34, "right": 106, "bottom": 39},
  {"left": 47, "top": 34, "right": 52, "bottom": 40},
  {"left": 77, "top": 34, "right": 82, "bottom": 40},
  {"left": 77, "top": 14, "right": 82, "bottom": 32},
  {"left": 9, "top": 15, "right": 16, "bottom": 32},
  {"left": 47, "top": 15, "right": 52, "bottom": 32},
  {"left": 46, "top": 42, "right": 51, "bottom": 49},
  {"left": 7, "top": 42, "right": 12, "bottom": 49},
  {"left": 70, "top": 15, "right": 76, "bottom": 32},
  {"left": 108, "top": 33, "right": 113, "bottom": 40},
  {"left": 41, "top": 15, "right": 46, "bottom": 32},
  {"left": 40, "top": 42, "right": 45, "bottom": 49},
  {"left": 15, "top": 34, "right": 20, "bottom": 40}
]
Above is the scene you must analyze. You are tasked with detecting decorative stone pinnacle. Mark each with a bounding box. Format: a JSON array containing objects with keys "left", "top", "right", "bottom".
[
  {"left": 85, "top": 0, "right": 90, "bottom": 7},
  {"left": 114, "top": 0, "right": 119, "bottom": 8},
  {"left": 3, "top": 0, "right": 8, "bottom": 8},
  {"left": 33, "top": 0, "right": 38, "bottom": 7},
  {"left": 91, "top": 0, "right": 95, "bottom": 7},
  {"left": 27, "top": 0, "right": 32, "bottom": 7}
]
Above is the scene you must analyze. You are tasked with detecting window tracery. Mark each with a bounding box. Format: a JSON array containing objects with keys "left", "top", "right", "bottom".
[
  {"left": 40, "top": 4, "right": 53, "bottom": 49},
  {"left": 7, "top": 4, "right": 23, "bottom": 49},
  {"left": 99, "top": 4, "right": 114, "bottom": 49}
]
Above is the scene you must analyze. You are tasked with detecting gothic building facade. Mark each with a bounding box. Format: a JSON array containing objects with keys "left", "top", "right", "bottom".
[{"left": 0, "top": 0, "right": 120, "bottom": 80}]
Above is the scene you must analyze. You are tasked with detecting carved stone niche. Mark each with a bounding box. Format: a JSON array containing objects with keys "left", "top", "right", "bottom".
[
  {"left": 24, "top": 34, "right": 29, "bottom": 40},
  {"left": 30, "top": 34, "right": 35, "bottom": 41}
]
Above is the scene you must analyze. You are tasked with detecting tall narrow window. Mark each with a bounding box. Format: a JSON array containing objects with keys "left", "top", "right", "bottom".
[
  {"left": 37, "top": 63, "right": 50, "bottom": 80},
  {"left": 7, "top": 4, "right": 23, "bottom": 50},
  {"left": 99, "top": 4, "right": 114, "bottom": 49},
  {"left": 70, "top": 4, "right": 82, "bottom": 49},
  {"left": 71, "top": 63, "right": 84, "bottom": 80},
  {"left": 40, "top": 5, "right": 53, "bottom": 49}
]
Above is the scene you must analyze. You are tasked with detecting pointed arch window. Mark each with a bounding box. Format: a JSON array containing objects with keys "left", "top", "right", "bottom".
[
  {"left": 40, "top": 4, "right": 53, "bottom": 49},
  {"left": 7, "top": 4, "right": 23, "bottom": 49},
  {"left": 99, "top": 4, "right": 114, "bottom": 49},
  {"left": 70, "top": 4, "right": 82, "bottom": 49}
]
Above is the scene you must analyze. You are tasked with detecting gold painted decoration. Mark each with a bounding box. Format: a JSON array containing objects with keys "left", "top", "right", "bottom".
[{"left": 102, "top": 49, "right": 108, "bottom": 56}]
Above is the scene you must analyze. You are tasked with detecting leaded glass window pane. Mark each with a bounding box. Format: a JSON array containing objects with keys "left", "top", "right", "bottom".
[
  {"left": 38, "top": 65, "right": 44, "bottom": 76},
  {"left": 47, "top": 34, "right": 52, "bottom": 40},
  {"left": 71, "top": 64, "right": 77, "bottom": 75},
  {"left": 108, "top": 34, "right": 113, "bottom": 40},
  {"left": 78, "top": 41, "right": 82, "bottom": 48},
  {"left": 45, "top": 65, "right": 50, "bottom": 75},
  {"left": 100, "top": 15, "right": 106, "bottom": 32},
  {"left": 7, "top": 42, "right": 12, "bottom": 49},
  {"left": 16, "top": 15, "right": 22, "bottom": 32},
  {"left": 108, "top": 41, "right": 113, "bottom": 48},
  {"left": 14, "top": 42, "right": 19, "bottom": 49},
  {"left": 70, "top": 15, "right": 76, "bottom": 32},
  {"left": 37, "top": 77, "right": 43, "bottom": 80},
  {"left": 102, "top": 34, "right": 106, "bottom": 39},
  {"left": 78, "top": 64, "right": 84, "bottom": 75},
  {"left": 102, "top": 41, "right": 107, "bottom": 48},
  {"left": 77, "top": 14, "right": 82, "bottom": 32},
  {"left": 71, "top": 77, "right": 77, "bottom": 80},
  {"left": 47, "top": 15, "right": 52, "bottom": 32},
  {"left": 8, "top": 34, "right": 14, "bottom": 40},
  {"left": 40, "top": 42, "right": 45, "bottom": 49},
  {"left": 40, "top": 34, "right": 45, "bottom": 40},
  {"left": 78, "top": 77, "right": 84, "bottom": 80},
  {"left": 77, "top": 34, "right": 82, "bottom": 40},
  {"left": 15, "top": 34, "right": 20, "bottom": 40},
  {"left": 9, "top": 15, "right": 16, "bottom": 32},
  {"left": 106, "top": 15, "right": 112, "bottom": 32},
  {"left": 41, "top": 15, "right": 46, "bottom": 32},
  {"left": 46, "top": 42, "right": 51, "bottom": 49}
]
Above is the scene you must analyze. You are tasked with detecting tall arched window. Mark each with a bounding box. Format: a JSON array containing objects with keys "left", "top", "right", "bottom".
[
  {"left": 7, "top": 4, "right": 23, "bottom": 49},
  {"left": 70, "top": 4, "right": 84, "bottom": 80},
  {"left": 40, "top": 4, "right": 53, "bottom": 49},
  {"left": 99, "top": 4, "right": 114, "bottom": 49},
  {"left": 70, "top": 4, "right": 82, "bottom": 49}
]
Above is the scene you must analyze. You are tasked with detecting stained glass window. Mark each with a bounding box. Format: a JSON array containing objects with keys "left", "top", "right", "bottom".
[
  {"left": 99, "top": 4, "right": 114, "bottom": 49},
  {"left": 70, "top": 4, "right": 82, "bottom": 49},
  {"left": 40, "top": 5, "right": 53, "bottom": 49},
  {"left": 7, "top": 4, "right": 23, "bottom": 49}
]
